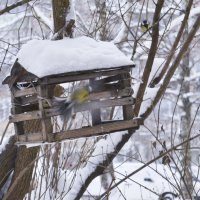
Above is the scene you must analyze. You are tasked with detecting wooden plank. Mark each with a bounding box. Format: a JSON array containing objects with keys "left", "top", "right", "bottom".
[
  {"left": 89, "top": 87, "right": 133, "bottom": 100},
  {"left": 19, "top": 96, "right": 50, "bottom": 108},
  {"left": 40, "top": 67, "right": 133, "bottom": 85},
  {"left": 122, "top": 73, "right": 135, "bottom": 134},
  {"left": 90, "top": 78, "right": 101, "bottom": 126},
  {"left": 91, "top": 74, "right": 122, "bottom": 87},
  {"left": 16, "top": 133, "right": 43, "bottom": 143},
  {"left": 17, "top": 118, "right": 142, "bottom": 143},
  {"left": 19, "top": 94, "right": 38, "bottom": 105},
  {"left": 9, "top": 111, "right": 42, "bottom": 123},
  {"left": 37, "top": 85, "right": 49, "bottom": 141},
  {"left": 45, "top": 97, "right": 135, "bottom": 117},
  {"left": 13, "top": 87, "right": 37, "bottom": 97},
  {"left": 76, "top": 97, "right": 135, "bottom": 112},
  {"left": 11, "top": 89, "right": 24, "bottom": 135},
  {"left": 91, "top": 102, "right": 101, "bottom": 125},
  {"left": 48, "top": 118, "right": 141, "bottom": 142},
  {"left": 17, "top": 76, "right": 39, "bottom": 83},
  {"left": 92, "top": 74, "right": 129, "bottom": 85},
  {"left": 18, "top": 104, "right": 39, "bottom": 113},
  {"left": 91, "top": 82, "right": 125, "bottom": 92},
  {"left": 10, "top": 97, "right": 135, "bottom": 124},
  {"left": 16, "top": 119, "right": 140, "bottom": 143}
]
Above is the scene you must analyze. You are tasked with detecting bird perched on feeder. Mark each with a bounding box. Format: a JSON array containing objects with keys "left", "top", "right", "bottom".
[
  {"left": 141, "top": 20, "right": 150, "bottom": 32},
  {"left": 53, "top": 86, "right": 91, "bottom": 128}
]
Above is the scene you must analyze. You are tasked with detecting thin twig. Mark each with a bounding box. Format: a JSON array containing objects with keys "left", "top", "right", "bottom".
[
  {"left": 99, "top": 133, "right": 200, "bottom": 200},
  {"left": 0, "top": 121, "right": 11, "bottom": 145}
]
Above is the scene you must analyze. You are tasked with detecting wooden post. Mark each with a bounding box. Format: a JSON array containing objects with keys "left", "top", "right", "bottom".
[
  {"left": 122, "top": 73, "right": 135, "bottom": 128},
  {"left": 37, "top": 85, "right": 51, "bottom": 141},
  {"left": 90, "top": 78, "right": 101, "bottom": 126},
  {"left": 10, "top": 86, "right": 24, "bottom": 137}
]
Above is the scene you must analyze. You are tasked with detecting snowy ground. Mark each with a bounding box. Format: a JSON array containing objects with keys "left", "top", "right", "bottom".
[{"left": 84, "top": 162, "right": 200, "bottom": 200}]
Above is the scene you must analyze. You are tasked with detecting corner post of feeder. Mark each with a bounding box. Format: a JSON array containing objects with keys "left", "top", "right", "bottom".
[
  {"left": 10, "top": 85, "right": 24, "bottom": 137},
  {"left": 122, "top": 71, "right": 135, "bottom": 129},
  {"left": 90, "top": 78, "right": 101, "bottom": 126},
  {"left": 37, "top": 84, "right": 52, "bottom": 142}
]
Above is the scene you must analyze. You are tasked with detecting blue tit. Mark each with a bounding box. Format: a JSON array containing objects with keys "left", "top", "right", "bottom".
[{"left": 141, "top": 20, "right": 150, "bottom": 32}]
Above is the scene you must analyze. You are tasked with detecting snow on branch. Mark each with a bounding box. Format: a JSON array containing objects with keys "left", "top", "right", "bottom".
[
  {"left": 134, "top": 0, "right": 164, "bottom": 116},
  {"left": 64, "top": 131, "right": 130, "bottom": 199},
  {"left": 139, "top": 88, "right": 159, "bottom": 116}
]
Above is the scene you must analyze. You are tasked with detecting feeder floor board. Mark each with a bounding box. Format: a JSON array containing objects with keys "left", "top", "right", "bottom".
[{"left": 16, "top": 118, "right": 143, "bottom": 143}]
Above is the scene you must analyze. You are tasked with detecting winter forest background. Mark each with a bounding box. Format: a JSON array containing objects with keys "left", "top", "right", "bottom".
[{"left": 0, "top": 0, "right": 200, "bottom": 199}]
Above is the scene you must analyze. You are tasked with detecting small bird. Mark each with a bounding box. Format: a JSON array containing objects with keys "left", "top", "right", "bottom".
[
  {"left": 141, "top": 20, "right": 150, "bottom": 32},
  {"left": 71, "top": 86, "right": 90, "bottom": 104},
  {"left": 53, "top": 86, "right": 91, "bottom": 129}
]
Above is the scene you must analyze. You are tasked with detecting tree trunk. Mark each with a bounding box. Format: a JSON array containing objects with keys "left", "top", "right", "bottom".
[
  {"left": 180, "top": 23, "right": 193, "bottom": 199},
  {"left": 3, "top": 121, "right": 42, "bottom": 200},
  {"left": 52, "top": 0, "right": 69, "bottom": 38},
  {"left": 95, "top": 0, "right": 108, "bottom": 41},
  {"left": 100, "top": 163, "right": 115, "bottom": 190},
  {"left": 0, "top": 136, "right": 17, "bottom": 197},
  {"left": 3, "top": 84, "right": 55, "bottom": 200},
  {"left": 4, "top": 146, "right": 39, "bottom": 200}
]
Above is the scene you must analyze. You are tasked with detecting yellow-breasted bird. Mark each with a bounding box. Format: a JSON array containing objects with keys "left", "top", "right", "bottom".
[
  {"left": 141, "top": 20, "right": 150, "bottom": 32},
  {"left": 53, "top": 86, "right": 91, "bottom": 123},
  {"left": 71, "top": 86, "right": 90, "bottom": 103}
]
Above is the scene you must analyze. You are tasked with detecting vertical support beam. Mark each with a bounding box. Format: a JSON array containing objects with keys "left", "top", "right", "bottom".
[
  {"left": 37, "top": 85, "right": 49, "bottom": 141},
  {"left": 10, "top": 87, "right": 24, "bottom": 136},
  {"left": 122, "top": 72, "right": 134, "bottom": 132},
  {"left": 90, "top": 78, "right": 101, "bottom": 126}
]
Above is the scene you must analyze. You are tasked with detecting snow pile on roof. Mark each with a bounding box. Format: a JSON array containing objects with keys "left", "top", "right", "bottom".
[{"left": 17, "top": 36, "right": 134, "bottom": 78}]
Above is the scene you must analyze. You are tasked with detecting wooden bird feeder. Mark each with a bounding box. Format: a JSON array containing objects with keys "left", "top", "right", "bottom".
[{"left": 3, "top": 37, "right": 142, "bottom": 144}]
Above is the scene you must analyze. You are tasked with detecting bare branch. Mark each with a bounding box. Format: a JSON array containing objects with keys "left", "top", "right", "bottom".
[
  {"left": 142, "top": 15, "right": 200, "bottom": 119},
  {"left": 149, "top": 0, "right": 194, "bottom": 87},
  {"left": 99, "top": 133, "right": 200, "bottom": 199},
  {"left": 134, "top": 0, "right": 165, "bottom": 116},
  {"left": 0, "top": 0, "right": 33, "bottom": 15}
]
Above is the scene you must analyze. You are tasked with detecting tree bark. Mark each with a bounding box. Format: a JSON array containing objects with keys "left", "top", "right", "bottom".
[
  {"left": 52, "top": 0, "right": 70, "bottom": 38},
  {"left": 180, "top": 22, "right": 193, "bottom": 199},
  {"left": 149, "top": 0, "right": 194, "bottom": 87},
  {"left": 4, "top": 146, "right": 39, "bottom": 200},
  {"left": 0, "top": 136, "right": 17, "bottom": 194},
  {"left": 134, "top": 0, "right": 164, "bottom": 116},
  {"left": 95, "top": 0, "right": 108, "bottom": 41},
  {"left": 3, "top": 84, "right": 56, "bottom": 200}
]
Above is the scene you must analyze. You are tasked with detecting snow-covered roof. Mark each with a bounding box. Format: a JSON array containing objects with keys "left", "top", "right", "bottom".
[{"left": 17, "top": 36, "right": 134, "bottom": 78}]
